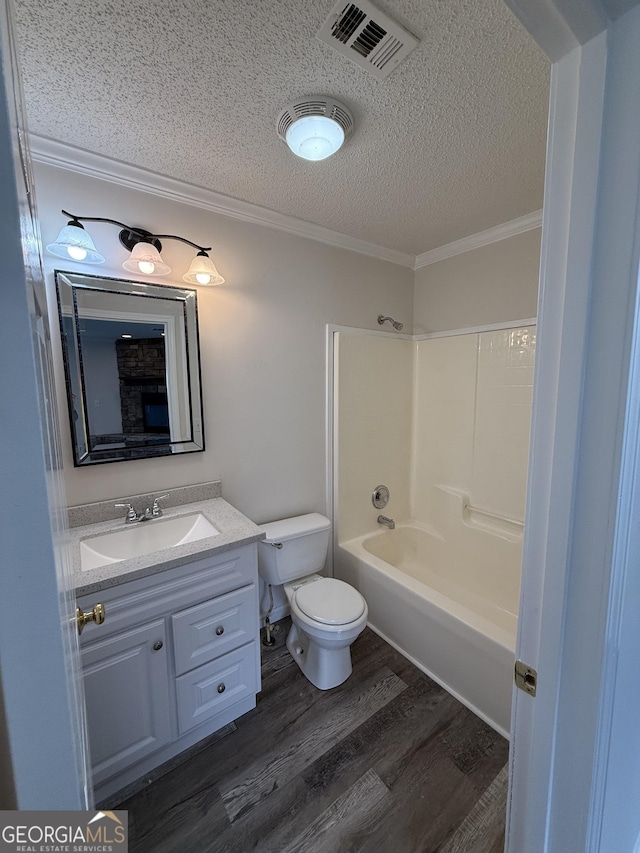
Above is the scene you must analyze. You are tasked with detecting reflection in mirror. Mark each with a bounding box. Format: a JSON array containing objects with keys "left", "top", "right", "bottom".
[{"left": 55, "top": 271, "right": 205, "bottom": 466}]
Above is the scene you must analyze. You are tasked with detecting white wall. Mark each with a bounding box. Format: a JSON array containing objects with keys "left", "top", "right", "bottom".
[
  {"left": 335, "top": 332, "right": 413, "bottom": 542},
  {"left": 413, "top": 229, "right": 541, "bottom": 333},
  {"left": 34, "top": 162, "right": 414, "bottom": 522}
]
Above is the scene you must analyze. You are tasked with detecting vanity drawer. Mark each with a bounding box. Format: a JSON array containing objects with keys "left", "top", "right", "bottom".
[
  {"left": 77, "top": 543, "right": 257, "bottom": 644},
  {"left": 175, "top": 642, "right": 257, "bottom": 735},
  {"left": 172, "top": 584, "right": 256, "bottom": 675}
]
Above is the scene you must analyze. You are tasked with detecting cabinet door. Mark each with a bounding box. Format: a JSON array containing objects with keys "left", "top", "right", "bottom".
[{"left": 82, "top": 619, "right": 172, "bottom": 785}]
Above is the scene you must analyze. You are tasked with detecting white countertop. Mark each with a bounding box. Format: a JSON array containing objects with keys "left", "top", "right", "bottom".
[{"left": 71, "top": 497, "right": 264, "bottom": 597}]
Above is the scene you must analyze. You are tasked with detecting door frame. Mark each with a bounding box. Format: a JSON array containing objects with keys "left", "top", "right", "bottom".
[
  {"left": 3, "top": 0, "right": 640, "bottom": 834},
  {"left": 0, "top": 0, "right": 90, "bottom": 807},
  {"left": 505, "top": 1, "right": 640, "bottom": 850}
]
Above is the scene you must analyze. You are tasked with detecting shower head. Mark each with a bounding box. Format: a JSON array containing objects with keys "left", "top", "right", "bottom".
[{"left": 378, "top": 315, "right": 403, "bottom": 331}]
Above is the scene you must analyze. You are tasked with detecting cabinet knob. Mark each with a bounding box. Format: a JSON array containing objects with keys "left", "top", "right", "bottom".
[
  {"left": 217, "top": 683, "right": 226, "bottom": 694},
  {"left": 153, "top": 640, "right": 164, "bottom": 651},
  {"left": 215, "top": 625, "right": 224, "bottom": 636},
  {"left": 76, "top": 603, "right": 106, "bottom": 635}
]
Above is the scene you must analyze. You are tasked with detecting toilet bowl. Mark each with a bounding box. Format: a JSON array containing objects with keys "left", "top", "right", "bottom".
[
  {"left": 284, "top": 575, "right": 368, "bottom": 689},
  {"left": 257, "top": 513, "right": 368, "bottom": 690}
]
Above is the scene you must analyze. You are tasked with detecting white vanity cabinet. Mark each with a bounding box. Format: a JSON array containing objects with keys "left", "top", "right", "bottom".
[{"left": 77, "top": 542, "right": 260, "bottom": 802}]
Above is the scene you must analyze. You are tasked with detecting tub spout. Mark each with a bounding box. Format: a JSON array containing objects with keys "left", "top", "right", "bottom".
[{"left": 377, "top": 515, "right": 395, "bottom": 530}]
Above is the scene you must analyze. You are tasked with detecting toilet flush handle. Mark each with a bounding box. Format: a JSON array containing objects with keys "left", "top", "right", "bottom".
[{"left": 260, "top": 540, "right": 283, "bottom": 549}]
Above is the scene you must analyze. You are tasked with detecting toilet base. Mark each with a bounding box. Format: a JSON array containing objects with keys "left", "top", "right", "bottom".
[{"left": 286, "top": 621, "right": 353, "bottom": 690}]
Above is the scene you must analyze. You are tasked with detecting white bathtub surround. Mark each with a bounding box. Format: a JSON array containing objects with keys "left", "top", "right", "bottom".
[
  {"left": 413, "top": 327, "right": 535, "bottom": 528},
  {"left": 338, "top": 522, "right": 516, "bottom": 736},
  {"left": 334, "top": 332, "right": 413, "bottom": 544},
  {"left": 332, "top": 323, "right": 535, "bottom": 736}
]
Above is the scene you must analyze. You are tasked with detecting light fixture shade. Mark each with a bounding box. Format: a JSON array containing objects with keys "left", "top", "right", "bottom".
[
  {"left": 277, "top": 96, "right": 354, "bottom": 161},
  {"left": 122, "top": 241, "right": 171, "bottom": 276},
  {"left": 46, "top": 222, "right": 105, "bottom": 264},
  {"left": 285, "top": 116, "right": 345, "bottom": 161},
  {"left": 182, "top": 252, "right": 225, "bottom": 285}
]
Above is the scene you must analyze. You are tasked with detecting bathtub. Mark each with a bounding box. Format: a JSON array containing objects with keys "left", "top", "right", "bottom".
[{"left": 335, "top": 522, "right": 520, "bottom": 737}]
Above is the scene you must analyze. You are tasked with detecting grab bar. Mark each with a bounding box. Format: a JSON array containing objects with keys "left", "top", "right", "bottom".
[{"left": 463, "top": 502, "right": 524, "bottom": 528}]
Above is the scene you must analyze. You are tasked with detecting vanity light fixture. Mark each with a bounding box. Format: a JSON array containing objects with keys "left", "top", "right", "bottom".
[
  {"left": 46, "top": 210, "right": 225, "bottom": 285},
  {"left": 182, "top": 250, "right": 225, "bottom": 285},
  {"left": 276, "top": 96, "right": 354, "bottom": 161},
  {"left": 122, "top": 240, "right": 171, "bottom": 277},
  {"left": 46, "top": 216, "right": 106, "bottom": 264}
]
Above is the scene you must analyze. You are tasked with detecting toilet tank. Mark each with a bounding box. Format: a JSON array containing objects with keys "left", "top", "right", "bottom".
[{"left": 257, "top": 513, "right": 331, "bottom": 585}]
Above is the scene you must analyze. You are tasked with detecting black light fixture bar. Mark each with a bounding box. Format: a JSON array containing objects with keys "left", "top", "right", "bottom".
[{"left": 61, "top": 210, "right": 212, "bottom": 253}]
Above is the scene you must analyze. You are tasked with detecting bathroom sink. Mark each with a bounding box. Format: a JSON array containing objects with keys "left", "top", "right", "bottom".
[{"left": 80, "top": 513, "right": 219, "bottom": 571}]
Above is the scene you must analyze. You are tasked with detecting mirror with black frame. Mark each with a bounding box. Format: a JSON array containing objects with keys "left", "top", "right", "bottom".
[{"left": 55, "top": 271, "right": 205, "bottom": 466}]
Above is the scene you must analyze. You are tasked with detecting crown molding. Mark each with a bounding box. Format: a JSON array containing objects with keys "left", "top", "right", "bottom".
[
  {"left": 414, "top": 209, "right": 543, "bottom": 270},
  {"left": 28, "top": 134, "right": 415, "bottom": 269},
  {"left": 29, "top": 134, "right": 543, "bottom": 271}
]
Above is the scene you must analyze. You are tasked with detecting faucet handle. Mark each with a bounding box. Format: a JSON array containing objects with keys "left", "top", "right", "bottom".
[
  {"left": 115, "top": 503, "right": 138, "bottom": 523},
  {"left": 151, "top": 495, "right": 169, "bottom": 517}
]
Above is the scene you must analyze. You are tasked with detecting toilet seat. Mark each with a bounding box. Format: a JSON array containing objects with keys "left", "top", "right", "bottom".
[{"left": 294, "top": 577, "right": 365, "bottom": 626}]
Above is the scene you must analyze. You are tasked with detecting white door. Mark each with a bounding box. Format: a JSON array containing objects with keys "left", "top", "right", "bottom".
[
  {"left": 0, "top": 3, "right": 90, "bottom": 806},
  {"left": 504, "top": 1, "right": 640, "bottom": 850}
]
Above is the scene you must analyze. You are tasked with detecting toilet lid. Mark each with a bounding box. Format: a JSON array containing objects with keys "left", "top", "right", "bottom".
[{"left": 295, "top": 578, "right": 365, "bottom": 625}]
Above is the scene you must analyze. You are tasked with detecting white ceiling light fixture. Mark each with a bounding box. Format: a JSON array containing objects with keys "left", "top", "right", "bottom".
[{"left": 277, "top": 96, "right": 354, "bottom": 161}]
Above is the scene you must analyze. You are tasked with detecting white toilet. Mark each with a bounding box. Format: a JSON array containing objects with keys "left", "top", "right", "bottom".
[{"left": 258, "top": 513, "right": 368, "bottom": 690}]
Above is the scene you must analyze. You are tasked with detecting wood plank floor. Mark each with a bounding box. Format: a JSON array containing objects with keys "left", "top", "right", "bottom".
[{"left": 112, "top": 619, "right": 509, "bottom": 852}]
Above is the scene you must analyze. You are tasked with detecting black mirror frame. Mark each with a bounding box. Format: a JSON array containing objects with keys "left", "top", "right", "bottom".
[{"left": 55, "top": 270, "right": 205, "bottom": 466}]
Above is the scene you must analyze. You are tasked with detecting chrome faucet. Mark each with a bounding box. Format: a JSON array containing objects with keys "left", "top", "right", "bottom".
[
  {"left": 115, "top": 502, "right": 139, "bottom": 524},
  {"left": 142, "top": 494, "right": 168, "bottom": 520},
  {"left": 115, "top": 494, "right": 168, "bottom": 524},
  {"left": 377, "top": 515, "right": 395, "bottom": 529}
]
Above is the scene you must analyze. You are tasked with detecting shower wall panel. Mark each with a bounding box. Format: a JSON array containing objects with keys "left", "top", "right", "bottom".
[
  {"left": 411, "top": 326, "right": 535, "bottom": 533},
  {"left": 335, "top": 332, "right": 413, "bottom": 542},
  {"left": 471, "top": 328, "right": 535, "bottom": 522},
  {"left": 411, "top": 334, "right": 477, "bottom": 527}
]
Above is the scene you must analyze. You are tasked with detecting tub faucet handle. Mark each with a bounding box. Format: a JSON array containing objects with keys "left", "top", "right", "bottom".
[{"left": 372, "top": 485, "right": 390, "bottom": 509}]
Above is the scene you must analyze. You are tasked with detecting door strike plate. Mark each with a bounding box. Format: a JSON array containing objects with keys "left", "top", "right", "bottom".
[{"left": 515, "top": 660, "right": 537, "bottom": 696}]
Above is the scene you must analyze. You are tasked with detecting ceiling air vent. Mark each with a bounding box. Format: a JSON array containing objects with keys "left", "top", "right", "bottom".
[{"left": 317, "top": 0, "right": 419, "bottom": 81}]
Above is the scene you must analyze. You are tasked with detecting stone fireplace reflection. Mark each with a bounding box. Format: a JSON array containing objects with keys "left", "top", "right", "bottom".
[{"left": 116, "top": 338, "right": 170, "bottom": 438}]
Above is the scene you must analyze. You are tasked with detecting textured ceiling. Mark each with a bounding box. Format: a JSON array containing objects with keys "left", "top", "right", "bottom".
[{"left": 13, "top": 0, "right": 550, "bottom": 256}]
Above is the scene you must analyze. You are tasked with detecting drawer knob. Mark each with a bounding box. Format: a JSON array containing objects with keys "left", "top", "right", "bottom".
[
  {"left": 215, "top": 625, "right": 224, "bottom": 636},
  {"left": 217, "top": 683, "right": 226, "bottom": 694},
  {"left": 153, "top": 640, "right": 164, "bottom": 651}
]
